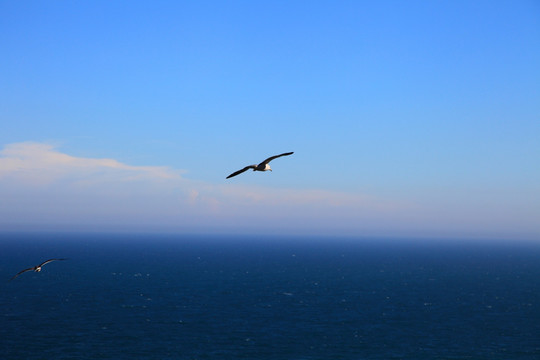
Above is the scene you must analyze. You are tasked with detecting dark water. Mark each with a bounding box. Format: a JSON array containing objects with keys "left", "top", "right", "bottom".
[{"left": 1, "top": 233, "right": 539, "bottom": 359}]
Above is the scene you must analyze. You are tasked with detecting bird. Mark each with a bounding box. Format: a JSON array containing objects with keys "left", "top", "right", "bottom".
[
  {"left": 10, "top": 258, "right": 67, "bottom": 281},
  {"left": 226, "top": 152, "right": 294, "bottom": 179}
]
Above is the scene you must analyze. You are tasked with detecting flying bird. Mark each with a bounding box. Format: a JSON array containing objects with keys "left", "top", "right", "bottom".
[
  {"left": 226, "top": 152, "right": 294, "bottom": 179},
  {"left": 10, "top": 258, "right": 67, "bottom": 281}
]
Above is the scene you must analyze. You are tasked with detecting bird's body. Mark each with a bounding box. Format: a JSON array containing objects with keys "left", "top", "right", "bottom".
[
  {"left": 226, "top": 152, "right": 294, "bottom": 179},
  {"left": 10, "top": 258, "right": 67, "bottom": 281}
]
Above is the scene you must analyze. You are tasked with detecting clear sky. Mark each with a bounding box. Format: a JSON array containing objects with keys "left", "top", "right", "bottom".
[{"left": 1, "top": 1, "right": 539, "bottom": 240}]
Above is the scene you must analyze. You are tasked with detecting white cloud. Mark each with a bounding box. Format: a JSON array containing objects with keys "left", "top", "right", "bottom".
[
  {"left": 0, "top": 142, "right": 179, "bottom": 184},
  {"left": 2, "top": 141, "right": 537, "bottom": 239},
  {"left": 0, "top": 141, "right": 401, "bottom": 234}
]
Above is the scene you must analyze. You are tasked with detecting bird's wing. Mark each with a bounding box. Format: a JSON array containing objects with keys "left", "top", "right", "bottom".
[
  {"left": 10, "top": 267, "right": 35, "bottom": 281},
  {"left": 39, "top": 258, "right": 67, "bottom": 267},
  {"left": 226, "top": 165, "right": 256, "bottom": 179},
  {"left": 260, "top": 152, "right": 294, "bottom": 165}
]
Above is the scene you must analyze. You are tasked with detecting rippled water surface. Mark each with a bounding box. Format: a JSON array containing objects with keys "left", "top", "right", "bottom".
[{"left": 1, "top": 234, "right": 539, "bottom": 359}]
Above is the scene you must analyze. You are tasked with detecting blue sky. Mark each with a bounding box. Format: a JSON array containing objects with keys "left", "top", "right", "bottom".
[{"left": 1, "top": 1, "right": 539, "bottom": 240}]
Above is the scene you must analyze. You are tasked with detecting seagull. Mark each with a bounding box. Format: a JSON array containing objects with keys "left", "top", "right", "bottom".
[
  {"left": 10, "top": 258, "right": 67, "bottom": 281},
  {"left": 226, "top": 152, "right": 294, "bottom": 179}
]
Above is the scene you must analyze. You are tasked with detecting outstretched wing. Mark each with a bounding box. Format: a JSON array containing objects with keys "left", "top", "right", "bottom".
[
  {"left": 226, "top": 165, "right": 256, "bottom": 179},
  {"left": 39, "top": 258, "right": 67, "bottom": 267},
  {"left": 10, "top": 267, "right": 35, "bottom": 281},
  {"left": 260, "top": 152, "right": 294, "bottom": 165}
]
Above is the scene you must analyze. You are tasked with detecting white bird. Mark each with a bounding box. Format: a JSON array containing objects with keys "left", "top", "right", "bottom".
[
  {"left": 226, "top": 152, "right": 294, "bottom": 179},
  {"left": 10, "top": 258, "right": 67, "bottom": 281}
]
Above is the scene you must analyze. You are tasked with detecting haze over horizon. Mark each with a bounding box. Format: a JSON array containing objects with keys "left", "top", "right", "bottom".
[{"left": 1, "top": 1, "right": 539, "bottom": 241}]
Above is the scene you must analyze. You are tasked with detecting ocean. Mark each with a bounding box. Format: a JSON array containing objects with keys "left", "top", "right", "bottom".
[{"left": 1, "top": 233, "right": 539, "bottom": 359}]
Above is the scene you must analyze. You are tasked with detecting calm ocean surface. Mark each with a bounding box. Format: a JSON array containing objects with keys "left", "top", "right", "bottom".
[{"left": 1, "top": 233, "right": 539, "bottom": 359}]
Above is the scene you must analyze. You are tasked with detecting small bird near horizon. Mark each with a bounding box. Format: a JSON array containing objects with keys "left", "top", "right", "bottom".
[
  {"left": 226, "top": 152, "right": 294, "bottom": 179},
  {"left": 10, "top": 258, "right": 68, "bottom": 281}
]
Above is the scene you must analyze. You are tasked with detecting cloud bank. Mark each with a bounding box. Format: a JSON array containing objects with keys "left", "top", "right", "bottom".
[
  {"left": 0, "top": 142, "right": 400, "bottom": 235},
  {"left": 0, "top": 142, "right": 178, "bottom": 183},
  {"left": 1, "top": 142, "right": 538, "bottom": 240}
]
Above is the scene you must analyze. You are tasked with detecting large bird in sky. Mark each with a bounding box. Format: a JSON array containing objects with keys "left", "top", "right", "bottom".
[{"left": 226, "top": 152, "right": 294, "bottom": 179}]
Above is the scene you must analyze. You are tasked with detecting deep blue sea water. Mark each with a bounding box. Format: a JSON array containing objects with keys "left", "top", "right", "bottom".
[{"left": 1, "top": 233, "right": 539, "bottom": 359}]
